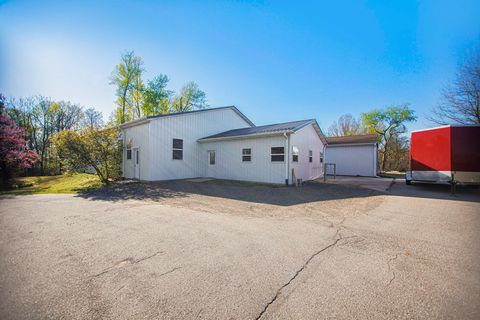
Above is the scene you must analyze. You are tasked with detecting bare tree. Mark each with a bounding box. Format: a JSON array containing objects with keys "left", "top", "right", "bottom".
[
  {"left": 327, "top": 114, "right": 364, "bottom": 136},
  {"left": 29, "top": 96, "right": 53, "bottom": 174},
  {"left": 50, "top": 101, "right": 84, "bottom": 132},
  {"left": 429, "top": 52, "right": 480, "bottom": 125},
  {"left": 82, "top": 107, "right": 104, "bottom": 129}
]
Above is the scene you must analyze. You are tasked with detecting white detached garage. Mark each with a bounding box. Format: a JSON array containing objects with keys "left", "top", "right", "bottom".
[{"left": 325, "top": 134, "right": 378, "bottom": 177}]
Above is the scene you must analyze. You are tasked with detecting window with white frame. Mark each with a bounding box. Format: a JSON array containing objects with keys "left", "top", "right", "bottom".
[
  {"left": 271, "top": 147, "right": 285, "bottom": 162},
  {"left": 320, "top": 151, "right": 324, "bottom": 163},
  {"left": 292, "top": 146, "right": 299, "bottom": 162},
  {"left": 242, "top": 148, "right": 251, "bottom": 162},
  {"left": 309, "top": 150, "right": 313, "bottom": 163},
  {"left": 172, "top": 139, "right": 183, "bottom": 160},
  {"left": 126, "top": 149, "right": 132, "bottom": 160}
]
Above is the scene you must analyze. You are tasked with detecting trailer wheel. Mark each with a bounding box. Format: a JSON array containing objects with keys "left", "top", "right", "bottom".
[{"left": 406, "top": 179, "right": 412, "bottom": 185}]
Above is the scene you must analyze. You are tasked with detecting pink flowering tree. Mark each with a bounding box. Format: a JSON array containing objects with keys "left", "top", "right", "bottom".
[{"left": 0, "top": 95, "right": 38, "bottom": 187}]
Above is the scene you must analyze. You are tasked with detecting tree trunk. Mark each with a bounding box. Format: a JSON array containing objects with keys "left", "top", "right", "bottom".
[
  {"left": 475, "top": 94, "right": 480, "bottom": 124},
  {"left": 381, "top": 135, "right": 392, "bottom": 172},
  {"left": 94, "top": 166, "right": 107, "bottom": 184},
  {"left": 121, "top": 87, "right": 128, "bottom": 124}
]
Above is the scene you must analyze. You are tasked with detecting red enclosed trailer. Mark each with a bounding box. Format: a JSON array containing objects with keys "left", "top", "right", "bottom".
[{"left": 406, "top": 125, "right": 480, "bottom": 186}]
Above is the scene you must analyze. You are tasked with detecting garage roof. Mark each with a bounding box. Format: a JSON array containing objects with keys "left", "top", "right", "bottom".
[
  {"left": 199, "top": 119, "right": 327, "bottom": 143},
  {"left": 326, "top": 134, "right": 378, "bottom": 145}
]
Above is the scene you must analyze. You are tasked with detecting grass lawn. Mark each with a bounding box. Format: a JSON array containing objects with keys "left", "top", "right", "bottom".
[{"left": 2, "top": 173, "right": 103, "bottom": 195}]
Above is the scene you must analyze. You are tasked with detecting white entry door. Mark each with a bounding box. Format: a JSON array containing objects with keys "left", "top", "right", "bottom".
[
  {"left": 207, "top": 150, "right": 216, "bottom": 177},
  {"left": 133, "top": 148, "right": 140, "bottom": 179}
]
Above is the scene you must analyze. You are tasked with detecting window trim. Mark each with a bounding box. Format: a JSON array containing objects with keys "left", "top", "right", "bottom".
[
  {"left": 271, "top": 146, "right": 285, "bottom": 162},
  {"left": 320, "top": 151, "right": 324, "bottom": 164},
  {"left": 126, "top": 148, "right": 132, "bottom": 160},
  {"left": 309, "top": 150, "right": 313, "bottom": 163},
  {"left": 292, "top": 146, "right": 299, "bottom": 162},
  {"left": 242, "top": 148, "right": 252, "bottom": 162},
  {"left": 172, "top": 138, "right": 184, "bottom": 160}
]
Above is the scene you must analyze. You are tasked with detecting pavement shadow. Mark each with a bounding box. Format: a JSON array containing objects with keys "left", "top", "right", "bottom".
[
  {"left": 322, "top": 174, "right": 480, "bottom": 203},
  {"left": 76, "top": 179, "right": 380, "bottom": 206},
  {"left": 389, "top": 181, "right": 480, "bottom": 203}
]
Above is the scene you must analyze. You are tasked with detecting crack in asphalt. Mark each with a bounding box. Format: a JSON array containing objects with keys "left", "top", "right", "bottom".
[
  {"left": 158, "top": 266, "right": 182, "bottom": 277},
  {"left": 254, "top": 232, "right": 342, "bottom": 320},
  {"left": 386, "top": 253, "right": 399, "bottom": 286},
  {"left": 386, "top": 178, "right": 396, "bottom": 192},
  {"left": 134, "top": 251, "right": 163, "bottom": 264},
  {"left": 92, "top": 251, "right": 163, "bottom": 278}
]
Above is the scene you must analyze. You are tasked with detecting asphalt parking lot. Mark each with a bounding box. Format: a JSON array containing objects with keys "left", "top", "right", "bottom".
[{"left": 1, "top": 179, "right": 479, "bottom": 319}]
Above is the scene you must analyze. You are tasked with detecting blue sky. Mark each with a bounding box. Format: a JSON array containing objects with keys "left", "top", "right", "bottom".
[{"left": 1, "top": 0, "right": 479, "bottom": 132}]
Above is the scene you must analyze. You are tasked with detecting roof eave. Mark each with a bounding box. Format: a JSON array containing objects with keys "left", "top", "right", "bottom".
[
  {"left": 118, "top": 118, "right": 150, "bottom": 129},
  {"left": 230, "top": 106, "right": 255, "bottom": 127},
  {"left": 326, "top": 142, "right": 378, "bottom": 147},
  {"left": 292, "top": 120, "right": 328, "bottom": 145},
  {"left": 119, "top": 106, "right": 255, "bottom": 129}
]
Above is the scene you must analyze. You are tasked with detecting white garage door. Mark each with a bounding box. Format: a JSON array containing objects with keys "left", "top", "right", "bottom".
[{"left": 325, "top": 144, "right": 376, "bottom": 177}]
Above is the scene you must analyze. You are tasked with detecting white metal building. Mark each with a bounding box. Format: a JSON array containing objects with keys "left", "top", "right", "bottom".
[
  {"left": 119, "top": 106, "right": 327, "bottom": 185},
  {"left": 324, "top": 134, "right": 378, "bottom": 177}
]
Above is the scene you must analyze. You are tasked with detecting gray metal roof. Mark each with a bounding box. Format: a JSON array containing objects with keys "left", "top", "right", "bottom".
[{"left": 199, "top": 119, "right": 319, "bottom": 141}]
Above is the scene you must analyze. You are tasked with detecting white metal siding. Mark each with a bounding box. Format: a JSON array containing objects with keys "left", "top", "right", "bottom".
[
  {"left": 123, "top": 123, "right": 151, "bottom": 180},
  {"left": 200, "top": 135, "right": 287, "bottom": 184},
  {"left": 148, "top": 108, "right": 253, "bottom": 180},
  {"left": 325, "top": 144, "right": 377, "bottom": 177},
  {"left": 289, "top": 124, "right": 326, "bottom": 182}
]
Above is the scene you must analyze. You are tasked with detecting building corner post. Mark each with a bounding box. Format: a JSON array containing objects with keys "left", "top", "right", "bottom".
[{"left": 284, "top": 132, "right": 290, "bottom": 186}]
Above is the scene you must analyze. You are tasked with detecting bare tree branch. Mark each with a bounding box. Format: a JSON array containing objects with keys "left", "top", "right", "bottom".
[{"left": 428, "top": 51, "right": 480, "bottom": 125}]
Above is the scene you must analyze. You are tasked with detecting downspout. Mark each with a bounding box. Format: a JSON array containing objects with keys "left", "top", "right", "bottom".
[
  {"left": 120, "top": 129, "right": 125, "bottom": 179},
  {"left": 322, "top": 143, "right": 327, "bottom": 177},
  {"left": 284, "top": 132, "right": 290, "bottom": 186}
]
